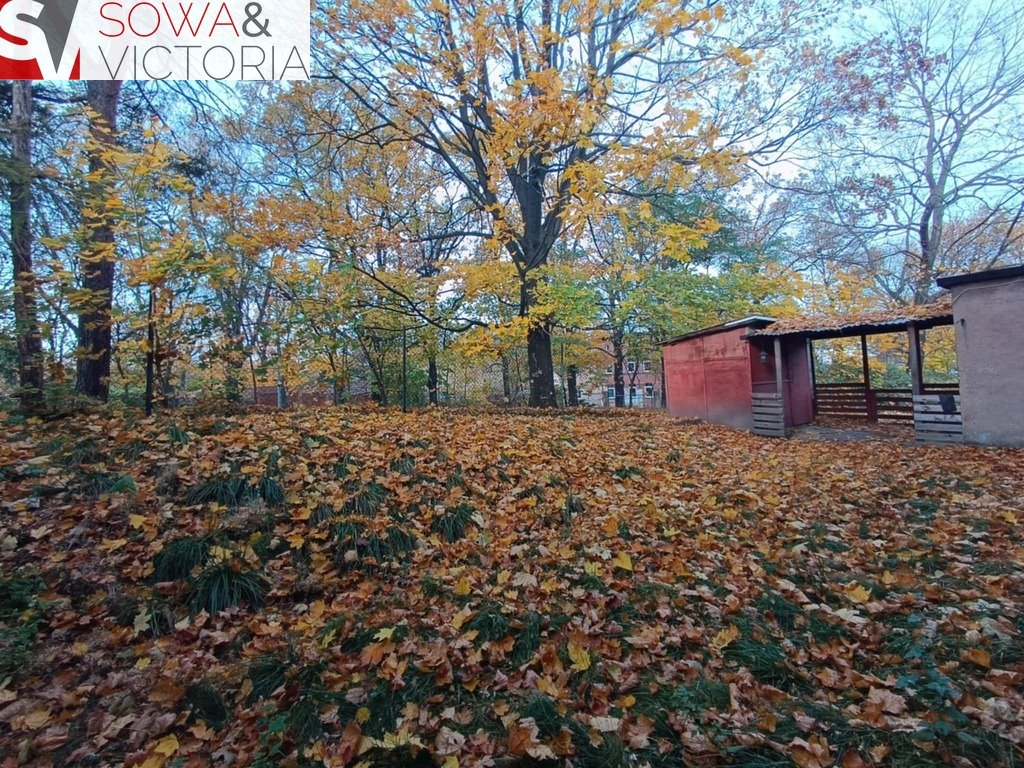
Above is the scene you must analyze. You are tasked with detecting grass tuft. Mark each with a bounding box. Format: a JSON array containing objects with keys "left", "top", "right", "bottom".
[
  {"left": 185, "top": 680, "right": 230, "bottom": 729},
  {"left": 431, "top": 503, "right": 477, "bottom": 543},
  {"left": 187, "top": 561, "right": 270, "bottom": 614},
  {"left": 153, "top": 536, "right": 211, "bottom": 581}
]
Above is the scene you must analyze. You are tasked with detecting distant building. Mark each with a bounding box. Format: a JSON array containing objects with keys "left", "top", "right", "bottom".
[{"left": 581, "top": 344, "right": 664, "bottom": 409}]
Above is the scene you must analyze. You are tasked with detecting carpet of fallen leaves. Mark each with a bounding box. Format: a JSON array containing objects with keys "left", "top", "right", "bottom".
[{"left": 2, "top": 407, "right": 1024, "bottom": 768}]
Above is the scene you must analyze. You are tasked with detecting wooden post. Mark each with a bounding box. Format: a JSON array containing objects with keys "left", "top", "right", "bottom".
[
  {"left": 774, "top": 337, "right": 784, "bottom": 394},
  {"left": 807, "top": 339, "right": 817, "bottom": 418},
  {"left": 908, "top": 323, "right": 923, "bottom": 396},
  {"left": 402, "top": 328, "right": 408, "bottom": 413},
  {"left": 861, "top": 334, "right": 877, "bottom": 421},
  {"left": 860, "top": 335, "right": 871, "bottom": 388}
]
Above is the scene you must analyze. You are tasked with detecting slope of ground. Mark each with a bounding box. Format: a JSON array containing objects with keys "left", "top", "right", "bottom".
[{"left": 1, "top": 407, "right": 1023, "bottom": 767}]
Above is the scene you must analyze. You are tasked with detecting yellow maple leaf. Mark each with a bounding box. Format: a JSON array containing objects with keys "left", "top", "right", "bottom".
[
  {"left": 452, "top": 607, "right": 472, "bottom": 630},
  {"left": 962, "top": 648, "right": 991, "bottom": 668},
  {"left": 374, "top": 627, "right": 395, "bottom": 641},
  {"left": 612, "top": 552, "right": 633, "bottom": 571},
  {"left": 453, "top": 577, "right": 472, "bottom": 596},
  {"left": 537, "top": 677, "right": 560, "bottom": 698},
  {"left": 24, "top": 708, "right": 51, "bottom": 728},
  {"left": 710, "top": 624, "right": 740, "bottom": 652},
  {"left": 154, "top": 734, "right": 178, "bottom": 756},
  {"left": 567, "top": 643, "right": 591, "bottom": 672},
  {"left": 844, "top": 583, "right": 871, "bottom": 604}
]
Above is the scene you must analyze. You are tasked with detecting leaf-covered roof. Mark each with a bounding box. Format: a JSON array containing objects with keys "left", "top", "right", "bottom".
[{"left": 746, "top": 299, "right": 953, "bottom": 339}]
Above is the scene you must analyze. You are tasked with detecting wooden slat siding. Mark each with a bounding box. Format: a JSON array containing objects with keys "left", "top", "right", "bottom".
[
  {"left": 914, "top": 394, "right": 963, "bottom": 444},
  {"left": 751, "top": 394, "right": 786, "bottom": 438},
  {"left": 875, "top": 389, "right": 915, "bottom": 422},
  {"left": 815, "top": 385, "right": 960, "bottom": 423}
]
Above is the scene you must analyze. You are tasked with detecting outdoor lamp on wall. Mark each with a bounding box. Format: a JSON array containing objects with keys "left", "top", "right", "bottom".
[{"left": 759, "top": 345, "right": 769, "bottom": 364}]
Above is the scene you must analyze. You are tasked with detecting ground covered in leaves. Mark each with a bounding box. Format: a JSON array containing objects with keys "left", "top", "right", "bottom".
[{"left": 2, "top": 407, "right": 1024, "bottom": 768}]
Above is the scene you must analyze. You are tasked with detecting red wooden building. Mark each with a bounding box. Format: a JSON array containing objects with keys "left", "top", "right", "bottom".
[
  {"left": 660, "top": 316, "right": 814, "bottom": 432},
  {"left": 660, "top": 303, "right": 957, "bottom": 439}
]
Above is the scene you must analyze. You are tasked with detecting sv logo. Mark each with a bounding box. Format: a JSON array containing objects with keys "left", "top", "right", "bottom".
[{"left": 0, "top": 0, "right": 81, "bottom": 79}]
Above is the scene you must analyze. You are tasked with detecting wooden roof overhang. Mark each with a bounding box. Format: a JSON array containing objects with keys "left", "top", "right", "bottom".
[{"left": 742, "top": 301, "right": 954, "bottom": 342}]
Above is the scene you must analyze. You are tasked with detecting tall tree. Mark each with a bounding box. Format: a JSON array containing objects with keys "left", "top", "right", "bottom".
[
  {"left": 324, "top": 0, "right": 741, "bottom": 406},
  {"left": 790, "top": 0, "right": 1024, "bottom": 303},
  {"left": 7, "top": 81, "right": 45, "bottom": 414},
  {"left": 75, "top": 81, "right": 122, "bottom": 401}
]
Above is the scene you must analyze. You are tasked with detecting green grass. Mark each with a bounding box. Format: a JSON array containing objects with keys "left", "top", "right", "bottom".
[
  {"left": 185, "top": 681, "right": 230, "bottom": 729},
  {"left": 187, "top": 561, "right": 270, "bottom": 614},
  {"left": 431, "top": 503, "right": 477, "bottom": 543},
  {"left": 0, "top": 574, "right": 46, "bottom": 680},
  {"left": 153, "top": 536, "right": 212, "bottom": 581}
]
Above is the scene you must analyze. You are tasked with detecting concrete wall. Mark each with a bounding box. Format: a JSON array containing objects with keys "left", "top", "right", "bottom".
[
  {"left": 664, "top": 327, "right": 753, "bottom": 430},
  {"left": 950, "top": 278, "right": 1024, "bottom": 446}
]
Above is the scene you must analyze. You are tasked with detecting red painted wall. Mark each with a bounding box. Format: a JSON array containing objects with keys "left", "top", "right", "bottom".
[
  {"left": 784, "top": 338, "right": 814, "bottom": 426},
  {"left": 663, "top": 327, "right": 754, "bottom": 430},
  {"left": 665, "top": 329, "right": 815, "bottom": 430},
  {"left": 749, "top": 337, "right": 813, "bottom": 427}
]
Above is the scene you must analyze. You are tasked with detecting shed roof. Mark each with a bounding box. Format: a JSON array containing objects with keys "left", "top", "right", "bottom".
[
  {"left": 936, "top": 263, "right": 1024, "bottom": 289},
  {"left": 744, "top": 299, "right": 953, "bottom": 340},
  {"left": 660, "top": 315, "right": 776, "bottom": 347}
]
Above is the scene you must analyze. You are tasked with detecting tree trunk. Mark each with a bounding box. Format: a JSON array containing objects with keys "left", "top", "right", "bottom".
[
  {"left": 500, "top": 354, "right": 512, "bottom": 403},
  {"left": 567, "top": 365, "right": 579, "bottom": 407},
  {"left": 518, "top": 264, "right": 557, "bottom": 407},
  {"left": 612, "top": 331, "right": 625, "bottom": 407},
  {"left": 75, "top": 81, "right": 122, "bottom": 402},
  {"left": 144, "top": 288, "right": 155, "bottom": 416},
  {"left": 427, "top": 356, "right": 439, "bottom": 406},
  {"left": 244, "top": 352, "right": 256, "bottom": 405},
  {"left": 526, "top": 323, "right": 557, "bottom": 407},
  {"left": 9, "top": 81, "right": 45, "bottom": 415},
  {"left": 276, "top": 374, "right": 287, "bottom": 408},
  {"left": 326, "top": 350, "right": 342, "bottom": 405},
  {"left": 660, "top": 356, "right": 667, "bottom": 409}
]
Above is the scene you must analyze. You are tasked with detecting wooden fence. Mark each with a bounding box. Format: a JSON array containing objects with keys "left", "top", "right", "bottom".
[
  {"left": 751, "top": 392, "right": 786, "bottom": 438},
  {"left": 816, "top": 382, "right": 960, "bottom": 423},
  {"left": 914, "top": 394, "right": 964, "bottom": 444}
]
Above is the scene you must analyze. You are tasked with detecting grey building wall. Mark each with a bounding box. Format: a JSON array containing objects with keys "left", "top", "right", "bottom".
[{"left": 950, "top": 277, "right": 1024, "bottom": 446}]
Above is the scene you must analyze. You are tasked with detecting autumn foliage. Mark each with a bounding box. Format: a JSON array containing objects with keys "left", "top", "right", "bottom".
[{"left": 1, "top": 408, "right": 1023, "bottom": 766}]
